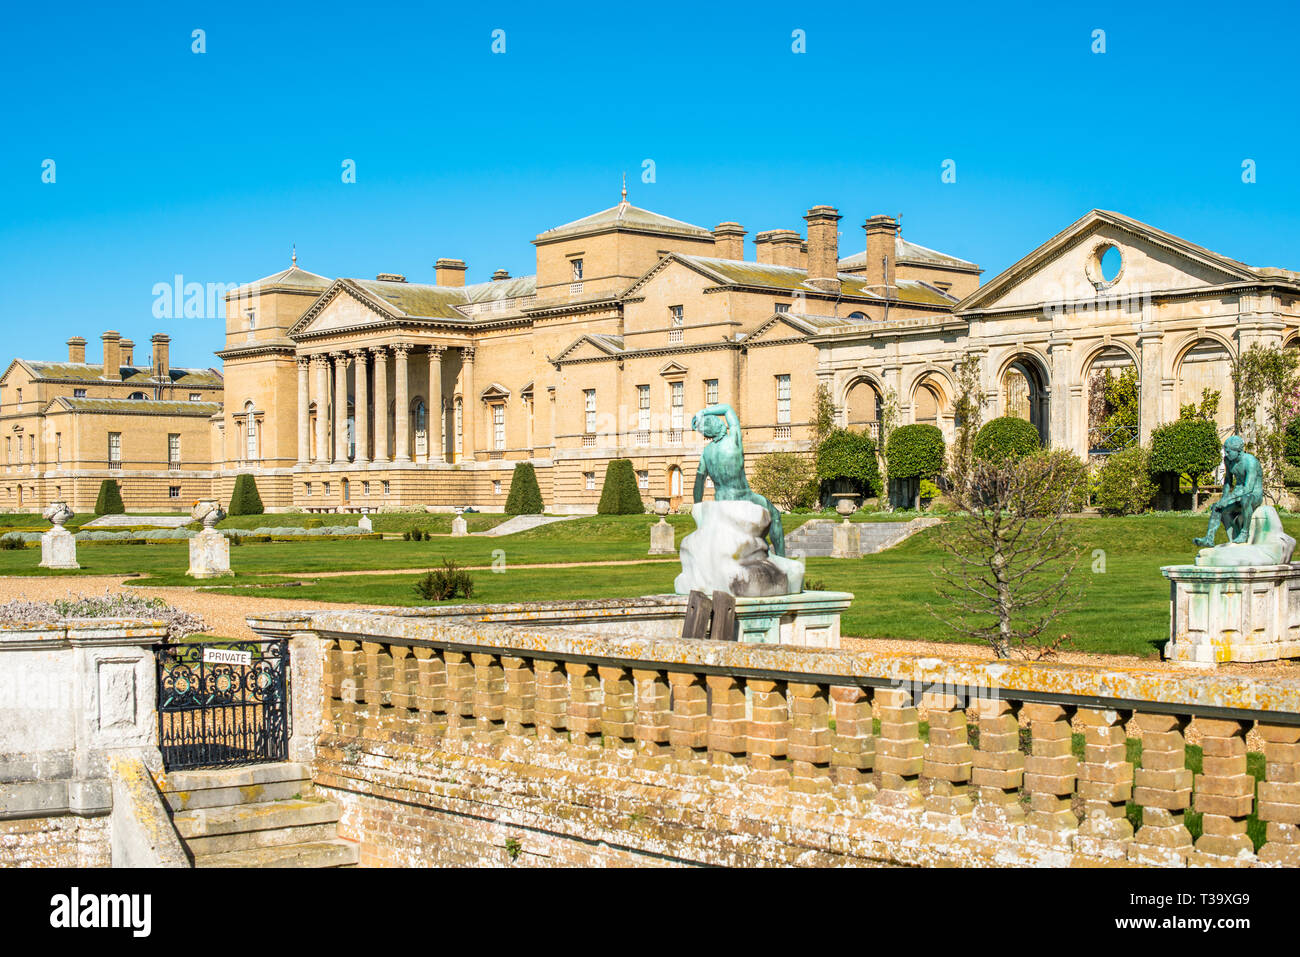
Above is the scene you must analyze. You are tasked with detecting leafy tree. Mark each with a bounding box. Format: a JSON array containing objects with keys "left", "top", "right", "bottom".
[
  {"left": 751, "top": 452, "right": 817, "bottom": 511},
  {"left": 948, "top": 354, "right": 984, "bottom": 487},
  {"left": 1149, "top": 419, "right": 1221, "bottom": 504},
  {"left": 930, "top": 453, "right": 1085, "bottom": 659},
  {"left": 885, "top": 424, "right": 945, "bottom": 508},
  {"left": 811, "top": 381, "right": 836, "bottom": 448},
  {"left": 504, "top": 462, "right": 544, "bottom": 514},
  {"left": 973, "top": 416, "right": 1041, "bottom": 464},
  {"left": 1094, "top": 445, "right": 1155, "bottom": 515},
  {"left": 814, "top": 429, "right": 882, "bottom": 499},
  {"left": 1089, "top": 367, "right": 1139, "bottom": 452},
  {"left": 1232, "top": 343, "right": 1299, "bottom": 492},
  {"left": 596, "top": 459, "right": 644, "bottom": 514},
  {"left": 227, "top": 474, "right": 264, "bottom": 516},
  {"left": 1180, "top": 387, "right": 1221, "bottom": 423},
  {"left": 94, "top": 479, "right": 125, "bottom": 515}
]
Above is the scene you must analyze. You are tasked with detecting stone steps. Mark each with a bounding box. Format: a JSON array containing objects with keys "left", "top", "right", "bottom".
[
  {"left": 784, "top": 518, "right": 941, "bottom": 558},
  {"left": 477, "top": 514, "right": 578, "bottom": 536},
  {"left": 159, "top": 762, "right": 357, "bottom": 868}
]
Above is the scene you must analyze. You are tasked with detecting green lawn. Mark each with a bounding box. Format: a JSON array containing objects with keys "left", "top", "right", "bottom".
[{"left": 1, "top": 513, "right": 1216, "bottom": 658}]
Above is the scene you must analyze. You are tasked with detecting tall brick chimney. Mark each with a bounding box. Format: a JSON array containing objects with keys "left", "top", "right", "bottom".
[
  {"left": 67, "top": 337, "right": 86, "bottom": 364},
  {"left": 754, "top": 229, "right": 802, "bottom": 268},
  {"left": 100, "top": 331, "right": 121, "bottom": 380},
  {"left": 712, "top": 222, "right": 747, "bottom": 261},
  {"left": 863, "top": 215, "right": 898, "bottom": 295},
  {"left": 435, "top": 258, "right": 467, "bottom": 287},
  {"left": 151, "top": 333, "right": 171, "bottom": 380},
  {"left": 804, "top": 205, "right": 842, "bottom": 293},
  {"left": 119, "top": 338, "right": 134, "bottom": 366}
]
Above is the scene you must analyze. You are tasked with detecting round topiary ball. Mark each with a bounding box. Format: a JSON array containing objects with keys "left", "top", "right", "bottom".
[{"left": 973, "top": 416, "right": 1041, "bottom": 463}]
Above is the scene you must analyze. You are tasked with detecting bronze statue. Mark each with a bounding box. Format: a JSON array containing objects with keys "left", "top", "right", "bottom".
[
  {"left": 1194, "top": 435, "right": 1263, "bottom": 547},
  {"left": 691, "top": 403, "right": 787, "bottom": 556}
]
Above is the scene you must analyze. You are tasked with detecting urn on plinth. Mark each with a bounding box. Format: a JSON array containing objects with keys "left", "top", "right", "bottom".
[
  {"left": 38, "top": 502, "right": 79, "bottom": 570},
  {"left": 187, "top": 500, "right": 232, "bottom": 579},
  {"left": 649, "top": 498, "right": 675, "bottom": 555}
]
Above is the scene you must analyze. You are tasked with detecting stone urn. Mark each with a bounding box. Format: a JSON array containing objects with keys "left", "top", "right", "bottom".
[
  {"left": 192, "top": 499, "right": 225, "bottom": 529},
  {"left": 654, "top": 498, "right": 671, "bottom": 517},
  {"left": 649, "top": 498, "right": 675, "bottom": 555},
  {"left": 834, "top": 495, "right": 858, "bottom": 521},
  {"left": 831, "top": 496, "right": 861, "bottom": 559},
  {"left": 42, "top": 501, "right": 74, "bottom": 527},
  {"left": 39, "top": 501, "right": 79, "bottom": 570}
]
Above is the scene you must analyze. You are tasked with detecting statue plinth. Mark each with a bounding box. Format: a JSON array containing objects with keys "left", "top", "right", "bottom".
[{"left": 674, "top": 500, "right": 804, "bottom": 597}]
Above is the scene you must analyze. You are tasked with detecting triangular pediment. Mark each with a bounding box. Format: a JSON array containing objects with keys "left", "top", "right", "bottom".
[
  {"left": 959, "top": 210, "right": 1260, "bottom": 314},
  {"left": 658, "top": 361, "right": 688, "bottom": 377},
  {"left": 744, "top": 313, "right": 820, "bottom": 343},
  {"left": 553, "top": 334, "right": 624, "bottom": 364},
  {"left": 289, "top": 280, "right": 404, "bottom": 338}
]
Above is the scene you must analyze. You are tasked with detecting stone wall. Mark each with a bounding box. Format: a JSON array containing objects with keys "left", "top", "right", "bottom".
[
  {"left": 0, "top": 814, "right": 110, "bottom": 867},
  {"left": 254, "top": 608, "right": 1300, "bottom": 868}
]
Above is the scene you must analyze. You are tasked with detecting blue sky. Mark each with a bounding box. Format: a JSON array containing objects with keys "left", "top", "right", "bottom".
[{"left": 1, "top": 0, "right": 1296, "bottom": 369}]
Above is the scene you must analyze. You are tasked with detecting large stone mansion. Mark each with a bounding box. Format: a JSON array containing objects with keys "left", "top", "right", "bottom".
[{"left": 4, "top": 193, "right": 1299, "bottom": 513}]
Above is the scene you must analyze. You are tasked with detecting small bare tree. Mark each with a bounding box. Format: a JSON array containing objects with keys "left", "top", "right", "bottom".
[{"left": 929, "top": 453, "right": 1085, "bottom": 659}]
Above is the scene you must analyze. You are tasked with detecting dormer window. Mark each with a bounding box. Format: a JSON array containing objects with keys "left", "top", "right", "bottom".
[{"left": 571, "top": 259, "right": 584, "bottom": 281}]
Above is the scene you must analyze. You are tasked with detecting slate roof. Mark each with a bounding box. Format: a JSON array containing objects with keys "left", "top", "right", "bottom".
[
  {"left": 838, "top": 236, "right": 979, "bottom": 271},
  {"left": 346, "top": 275, "right": 538, "bottom": 321},
  {"left": 237, "top": 265, "right": 332, "bottom": 293},
  {"left": 48, "top": 397, "right": 223, "bottom": 416},
  {"left": 20, "top": 361, "right": 223, "bottom": 388},
  {"left": 677, "top": 256, "right": 955, "bottom": 306},
  {"left": 537, "top": 200, "right": 712, "bottom": 242}
]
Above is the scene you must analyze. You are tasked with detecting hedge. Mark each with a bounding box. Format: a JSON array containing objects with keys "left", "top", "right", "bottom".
[
  {"left": 1149, "top": 419, "right": 1221, "bottom": 485},
  {"left": 597, "top": 459, "right": 645, "bottom": 514},
  {"left": 504, "top": 462, "right": 544, "bottom": 514},
  {"left": 885, "top": 424, "right": 946, "bottom": 480},
  {"left": 973, "top": 416, "right": 1040, "bottom": 464},
  {"left": 815, "top": 429, "right": 882, "bottom": 497},
  {"left": 228, "top": 474, "right": 264, "bottom": 516},
  {"left": 94, "top": 479, "right": 125, "bottom": 515}
]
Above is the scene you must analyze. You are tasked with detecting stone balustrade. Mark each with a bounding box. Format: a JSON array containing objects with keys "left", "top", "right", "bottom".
[{"left": 252, "top": 608, "right": 1300, "bottom": 867}]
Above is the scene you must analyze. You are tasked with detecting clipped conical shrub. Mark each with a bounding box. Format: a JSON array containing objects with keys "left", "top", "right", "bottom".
[
  {"left": 228, "top": 473, "right": 264, "bottom": 516},
  {"left": 504, "top": 462, "right": 544, "bottom": 514},
  {"left": 94, "top": 479, "right": 125, "bottom": 515},
  {"left": 597, "top": 459, "right": 644, "bottom": 514}
]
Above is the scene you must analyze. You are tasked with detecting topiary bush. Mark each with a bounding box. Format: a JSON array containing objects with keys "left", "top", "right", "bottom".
[
  {"left": 1025, "top": 448, "right": 1091, "bottom": 514},
  {"left": 227, "top": 473, "right": 264, "bottom": 516},
  {"left": 596, "top": 459, "right": 644, "bottom": 514},
  {"left": 973, "top": 416, "right": 1041, "bottom": 464},
  {"left": 504, "top": 462, "right": 544, "bottom": 514},
  {"left": 1149, "top": 419, "right": 1221, "bottom": 506},
  {"left": 94, "top": 479, "right": 124, "bottom": 515},
  {"left": 1094, "top": 445, "right": 1155, "bottom": 515},
  {"left": 815, "top": 429, "right": 882, "bottom": 500},
  {"left": 885, "top": 424, "right": 945, "bottom": 509},
  {"left": 751, "top": 452, "right": 817, "bottom": 511}
]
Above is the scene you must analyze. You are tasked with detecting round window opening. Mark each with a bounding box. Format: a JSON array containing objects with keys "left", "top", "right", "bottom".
[{"left": 1088, "top": 243, "right": 1123, "bottom": 288}]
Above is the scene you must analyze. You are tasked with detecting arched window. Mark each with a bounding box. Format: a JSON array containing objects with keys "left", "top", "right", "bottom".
[
  {"left": 848, "top": 311, "right": 867, "bottom": 321},
  {"left": 412, "top": 397, "right": 428, "bottom": 458},
  {"left": 128, "top": 391, "right": 147, "bottom": 400},
  {"left": 668, "top": 465, "right": 683, "bottom": 497},
  {"left": 244, "top": 401, "right": 258, "bottom": 461},
  {"left": 454, "top": 397, "right": 463, "bottom": 460}
]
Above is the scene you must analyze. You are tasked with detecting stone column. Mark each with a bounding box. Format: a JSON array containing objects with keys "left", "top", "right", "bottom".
[
  {"left": 296, "top": 357, "right": 311, "bottom": 464},
  {"left": 1021, "top": 703, "right": 1078, "bottom": 846},
  {"left": 393, "top": 344, "right": 411, "bottom": 463},
  {"left": 1138, "top": 329, "right": 1164, "bottom": 445},
  {"left": 1190, "top": 718, "right": 1256, "bottom": 863},
  {"left": 1074, "top": 707, "right": 1134, "bottom": 860},
  {"left": 1130, "top": 713, "right": 1193, "bottom": 865},
  {"left": 333, "top": 353, "right": 351, "bottom": 462},
  {"left": 313, "top": 355, "right": 329, "bottom": 465},
  {"left": 1047, "top": 335, "right": 1071, "bottom": 449},
  {"left": 351, "top": 349, "right": 369, "bottom": 465},
  {"left": 428, "top": 347, "right": 444, "bottom": 463},
  {"left": 372, "top": 347, "right": 389, "bottom": 462},
  {"left": 460, "top": 346, "right": 476, "bottom": 462}
]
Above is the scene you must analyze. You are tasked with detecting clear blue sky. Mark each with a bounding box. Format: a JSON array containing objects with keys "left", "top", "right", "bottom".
[{"left": 1, "top": 0, "right": 1296, "bottom": 369}]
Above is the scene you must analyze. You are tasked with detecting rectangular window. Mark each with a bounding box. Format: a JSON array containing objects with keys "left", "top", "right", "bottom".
[
  {"left": 362, "top": 481, "right": 370, "bottom": 496},
  {"left": 15, "top": 388, "right": 21, "bottom": 406},
  {"left": 305, "top": 483, "right": 312, "bottom": 496},
  {"left": 108, "top": 432, "right": 121, "bottom": 468},
  {"left": 776, "top": 374, "right": 791, "bottom": 425},
  {"left": 16, "top": 437, "right": 23, "bottom": 466},
  {"left": 670, "top": 305, "right": 684, "bottom": 326},
  {"left": 670, "top": 381, "right": 684, "bottom": 430},
  {"left": 637, "top": 469, "right": 649, "bottom": 490},
  {"left": 74, "top": 388, "right": 86, "bottom": 398},
  {"left": 705, "top": 379, "right": 718, "bottom": 405},
  {"left": 454, "top": 399, "right": 463, "bottom": 459},
  {"left": 324, "top": 482, "right": 331, "bottom": 496},
  {"left": 493, "top": 404, "right": 505, "bottom": 451},
  {"left": 775, "top": 303, "right": 790, "bottom": 314},
  {"left": 584, "top": 471, "right": 595, "bottom": 491},
  {"left": 638, "top": 385, "right": 650, "bottom": 431},
  {"left": 168, "top": 433, "right": 180, "bottom": 469},
  {"left": 584, "top": 389, "right": 596, "bottom": 434},
  {"left": 493, "top": 480, "right": 502, "bottom": 495},
  {"left": 383, "top": 480, "right": 391, "bottom": 495},
  {"left": 55, "top": 433, "right": 61, "bottom": 465},
  {"left": 28, "top": 435, "right": 34, "bottom": 465},
  {"left": 189, "top": 393, "right": 201, "bottom": 402},
  {"left": 168, "top": 486, "right": 180, "bottom": 498},
  {"left": 571, "top": 258, "right": 583, "bottom": 281}
]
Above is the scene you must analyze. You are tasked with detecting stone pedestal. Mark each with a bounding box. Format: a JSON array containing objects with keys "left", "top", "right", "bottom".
[
  {"left": 358, "top": 513, "right": 373, "bottom": 532},
  {"left": 675, "top": 500, "right": 803, "bottom": 597},
  {"left": 831, "top": 520, "right": 861, "bottom": 559},
  {"left": 187, "top": 529, "right": 232, "bottom": 579},
  {"left": 39, "top": 527, "right": 79, "bottom": 570},
  {"left": 451, "top": 515, "right": 468, "bottom": 537},
  {"left": 648, "top": 519, "right": 675, "bottom": 555},
  {"left": 730, "top": 591, "right": 853, "bottom": 648},
  {"left": 1162, "top": 564, "right": 1300, "bottom": 664}
]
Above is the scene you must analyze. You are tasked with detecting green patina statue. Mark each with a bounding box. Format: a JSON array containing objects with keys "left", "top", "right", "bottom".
[
  {"left": 1194, "top": 435, "right": 1263, "bottom": 547},
  {"left": 691, "top": 403, "right": 787, "bottom": 556}
]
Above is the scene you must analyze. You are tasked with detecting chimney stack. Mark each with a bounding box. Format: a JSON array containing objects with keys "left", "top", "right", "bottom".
[
  {"left": 753, "top": 229, "right": 803, "bottom": 268},
  {"left": 100, "top": 331, "right": 121, "bottom": 380},
  {"left": 863, "top": 215, "right": 898, "bottom": 295},
  {"left": 435, "top": 258, "right": 467, "bottom": 287},
  {"left": 712, "top": 222, "right": 747, "bottom": 261},
  {"left": 119, "top": 338, "right": 134, "bottom": 366},
  {"left": 492, "top": 269, "right": 510, "bottom": 281},
  {"left": 67, "top": 337, "right": 86, "bottom": 364},
  {"left": 151, "top": 333, "right": 171, "bottom": 380},
  {"left": 804, "top": 205, "right": 842, "bottom": 293}
]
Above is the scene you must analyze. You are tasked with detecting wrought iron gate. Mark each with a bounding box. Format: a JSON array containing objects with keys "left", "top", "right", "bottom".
[{"left": 156, "top": 639, "right": 290, "bottom": 771}]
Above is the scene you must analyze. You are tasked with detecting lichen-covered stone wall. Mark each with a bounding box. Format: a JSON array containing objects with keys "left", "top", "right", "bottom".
[{"left": 0, "top": 814, "right": 109, "bottom": 868}]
